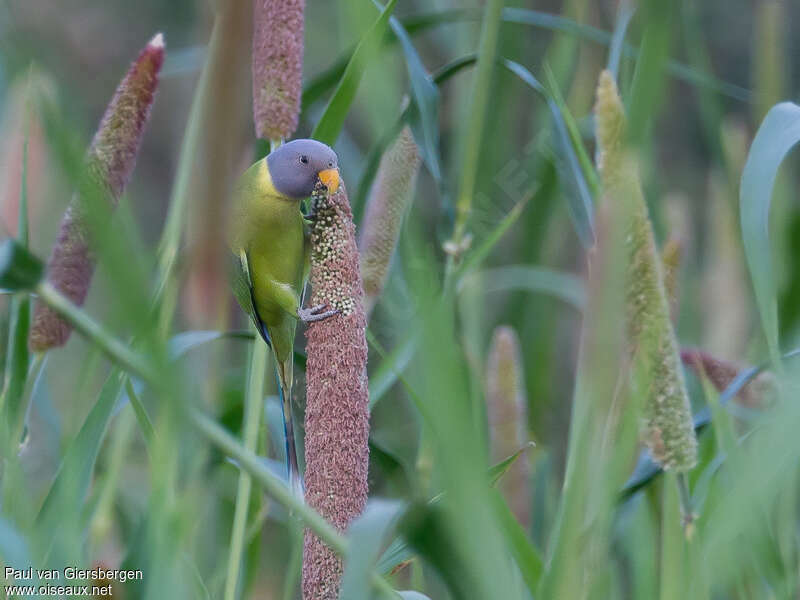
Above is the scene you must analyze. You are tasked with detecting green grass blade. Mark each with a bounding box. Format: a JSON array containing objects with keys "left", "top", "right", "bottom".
[
  {"left": 339, "top": 500, "right": 404, "bottom": 600},
  {"left": 368, "top": 329, "right": 418, "bottom": 409},
  {"left": 491, "top": 490, "right": 544, "bottom": 593},
  {"left": 36, "top": 372, "right": 125, "bottom": 553},
  {"left": 168, "top": 330, "right": 254, "bottom": 358},
  {"left": 311, "top": 0, "right": 398, "bottom": 146},
  {"left": 124, "top": 377, "right": 155, "bottom": 446},
  {"left": 542, "top": 64, "right": 599, "bottom": 196},
  {"left": 0, "top": 106, "right": 33, "bottom": 442},
  {"left": 456, "top": 193, "right": 531, "bottom": 278},
  {"left": 1, "top": 295, "right": 31, "bottom": 442},
  {"left": 0, "top": 517, "right": 35, "bottom": 572},
  {"left": 607, "top": 2, "right": 635, "bottom": 77},
  {"left": 488, "top": 443, "right": 535, "bottom": 487},
  {"left": 354, "top": 54, "right": 477, "bottom": 221},
  {"left": 740, "top": 102, "right": 800, "bottom": 365},
  {"left": 626, "top": 2, "right": 675, "bottom": 144},
  {"left": 224, "top": 338, "right": 266, "bottom": 600},
  {"left": 449, "top": 0, "right": 504, "bottom": 254},
  {"left": 464, "top": 265, "right": 585, "bottom": 310},
  {"left": 659, "top": 474, "right": 688, "bottom": 600},
  {"left": 501, "top": 7, "right": 750, "bottom": 102},
  {"left": 302, "top": 8, "right": 751, "bottom": 115},
  {"left": 501, "top": 60, "right": 595, "bottom": 246},
  {"left": 382, "top": 7, "right": 441, "bottom": 182}
]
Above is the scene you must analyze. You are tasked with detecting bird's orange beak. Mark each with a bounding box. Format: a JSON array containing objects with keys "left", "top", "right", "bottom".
[{"left": 318, "top": 168, "right": 340, "bottom": 194}]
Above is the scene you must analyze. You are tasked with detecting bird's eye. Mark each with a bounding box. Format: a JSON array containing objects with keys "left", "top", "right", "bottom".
[
  {"left": 328, "top": 161, "right": 334, "bottom": 168},
  {"left": 300, "top": 155, "right": 309, "bottom": 164}
]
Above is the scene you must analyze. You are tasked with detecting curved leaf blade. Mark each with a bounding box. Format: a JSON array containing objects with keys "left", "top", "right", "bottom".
[
  {"left": 377, "top": 3, "right": 442, "bottom": 182},
  {"left": 462, "top": 265, "right": 585, "bottom": 309},
  {"left": 740, "top": 101, "right": 800, "bottom": 363},
  {"left": 501, "top": 60, "right": 595, "bottom": 246},
  {"left": 339, "top": 499, "right": 405, "bottom": 600}
]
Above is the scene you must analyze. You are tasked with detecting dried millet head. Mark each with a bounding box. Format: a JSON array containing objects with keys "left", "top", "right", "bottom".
[
  {"left": 252, "top": 0, "right": 304, "bottom": 140},
  {"left": 28, "top": 34, "right": 164, "bottom": 352},
  {"left": 303, "top": 178, "right": 369, "bottom": 600}
]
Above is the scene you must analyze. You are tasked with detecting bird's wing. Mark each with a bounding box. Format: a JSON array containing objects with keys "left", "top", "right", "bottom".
[{"left": 229, "top": 249, "right": 271, "bottom": 345}]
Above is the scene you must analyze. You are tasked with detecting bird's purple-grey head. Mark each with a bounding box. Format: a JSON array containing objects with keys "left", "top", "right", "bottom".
[{"left": 266, "top": 139, "right": 340, "bottom": 200}]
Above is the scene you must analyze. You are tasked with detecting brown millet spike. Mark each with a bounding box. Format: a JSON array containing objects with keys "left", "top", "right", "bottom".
[
  {"left": 29, "top": 34, "right": 164, "bottom": 352},
  {"left": 252, "top": 0, "right": 304, "bottom": 141},
  {"left": 302, "top": 181, "right": 369, "bottom": 600}
]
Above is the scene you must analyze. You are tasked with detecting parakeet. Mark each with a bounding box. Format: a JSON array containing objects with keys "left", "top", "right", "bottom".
[{"left": 228, "top": 139, "right": 340, "bottom": 493}]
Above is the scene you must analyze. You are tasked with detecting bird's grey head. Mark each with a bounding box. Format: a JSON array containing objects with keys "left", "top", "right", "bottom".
[{"left": 266, "top": 139, "right": 340, "bottom": 200}]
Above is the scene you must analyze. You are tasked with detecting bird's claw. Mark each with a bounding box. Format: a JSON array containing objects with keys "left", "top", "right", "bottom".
[{"left": 299, "top": 303, "right": 339, "bottom": 323}]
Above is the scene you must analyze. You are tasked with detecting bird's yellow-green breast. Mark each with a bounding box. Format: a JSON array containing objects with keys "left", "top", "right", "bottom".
[{"left": 230, "top": 158, "right": 306, "bottom": 362}]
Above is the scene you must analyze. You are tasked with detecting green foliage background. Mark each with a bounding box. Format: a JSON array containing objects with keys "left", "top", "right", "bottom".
[{"left": 1, "top": 0, "right": 800, "bottom": 598}]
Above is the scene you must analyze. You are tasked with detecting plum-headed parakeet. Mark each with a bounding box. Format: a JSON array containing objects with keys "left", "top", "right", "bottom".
[{"left": 228, "top": 139, "right": 340, "bottom": 492}]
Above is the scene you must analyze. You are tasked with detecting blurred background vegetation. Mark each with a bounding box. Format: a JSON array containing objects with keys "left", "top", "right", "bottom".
[{"left": 1, "top": 0, "right": 800, "bottom": 598}]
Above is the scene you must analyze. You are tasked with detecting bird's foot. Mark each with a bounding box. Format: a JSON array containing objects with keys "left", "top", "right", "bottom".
[{"left": 299, "top": 303, "right": 339, "bottom": 323}]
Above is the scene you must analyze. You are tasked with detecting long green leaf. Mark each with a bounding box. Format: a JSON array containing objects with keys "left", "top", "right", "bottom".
[
  {"left": 311, "top": 0, "right": 398, "bottom": 145},
  {"left": 0, "top": 518, "right": 35, "bottom": 572},
  {"left": 302, "top": 9, "right": 751, "bottom": 111},
  {"left": 168, "top": 329, "right": 253, "bottom": 359},
  {"left": 626, "top": 1, "right": 675, "bottom": 144},
  {"left": 502, "top": 59, "right": 595, "bottom": 246},
  {"left": 456, "top": 194, "right": 531, "bottom": 279},
  {"left": 1, "top": 115, "right": 33, "bottom": 445},
  {"left": 354, "top": 54, "right": 478, "bottom": 221},
  {"left": 368, "top": 330, "right": 419, "bottom": 409},
  {"left": 36, "top": 372, "right": 125, "bottom": 555},
  {"left": 607, "top": 2, "right": 635, "bottom": 77},
  {"left": 375, "top": 454, "right": 538, "bottom": 576},
  {"left": 489, "top": 443, "right": 536, "bottom": 487},
  {"left": 491, "top": 490, "right": 544, "bottom": 593},
  {"left": 339, "top": 500, "right": 405, "bottom": 600},
  {"left": 449, "top": 0, "right": 504, "bottom": 254},
  {"left": 740, "top": 102, "right": 800, "bottom": 365},
  {"left": 464, "top": 265, "right": 585, "bottom": 310},
  {"left": 1, "top": 296, "right": 31, "bottom": 443},
  {"left": 379, "top": 4, "right": 441, "bottom": 181}
]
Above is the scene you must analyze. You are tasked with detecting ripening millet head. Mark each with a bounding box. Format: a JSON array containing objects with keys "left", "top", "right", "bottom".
[
  {"left": 359, "top": 126, "right": 421, "bottom": 316},
  {"left": 29, "top": 34, "right": 164, "bottom": 352},
  {"left": 594, "top": 69, "right": 697, "bottom": 472},
  {"left": 89, "top": 33, "right": 164, "bottom": 199},
  {"left": 594, "top": 70, "right": 626, "bottom": 180},
  {"left": 303, "top": 180, "right": 370, "bottom": 599},
  {"left": 252, "top": 0, "right": 304, "bottom": 141},
  {"left": 486, "top": 326, "right": 531, "bottom": 527}
]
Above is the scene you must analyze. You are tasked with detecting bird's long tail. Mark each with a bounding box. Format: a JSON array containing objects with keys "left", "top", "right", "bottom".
[{"left": 276, "top": 358, "right": 303, "bottom": 497}]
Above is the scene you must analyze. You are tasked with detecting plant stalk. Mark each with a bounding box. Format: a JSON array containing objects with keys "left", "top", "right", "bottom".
[
  {"left": 223, "top": 336, "right": 267, "bottom": 600},
  {"left": 35, "top": 281, "right": 158, "bottom": 385}
]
